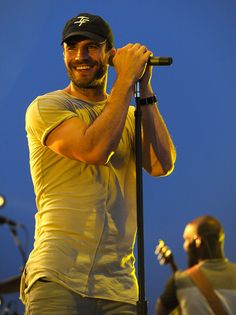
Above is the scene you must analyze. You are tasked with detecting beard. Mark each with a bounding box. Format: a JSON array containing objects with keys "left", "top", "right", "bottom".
[
  {"left": 187, "top": 242, "right": 199, "bottom": 267},
  {"left": 67, "top": 60, "right": 107, "bottom": 90}
]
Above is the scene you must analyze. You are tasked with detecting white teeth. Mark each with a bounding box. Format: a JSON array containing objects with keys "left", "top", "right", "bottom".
[{"left": 76, "top": 66, "right": 91, "bottom": 70}]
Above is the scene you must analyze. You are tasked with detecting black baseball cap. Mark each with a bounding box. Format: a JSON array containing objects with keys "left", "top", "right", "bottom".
[{"left": 61, "top": 13, "right": 114, "bottom": 48}]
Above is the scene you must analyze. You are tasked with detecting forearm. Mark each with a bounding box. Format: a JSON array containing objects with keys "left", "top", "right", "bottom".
[
  {"left": 156, "top": 276, "right": 179, "bottom": 315},
  {"left": 86, "top": 44, "right": 149, "bottom": 163},
  {"left": 141, "top": 102, "right": 176, "bottom": 176},
  {"left": 87, "top": 76, "right": 134, "bottom": 162},
  {"left": 156, "top": 299, "right": 180, "bottom": 315},
  {"left": 156, "top": 298, "right": 171, "bottom": 315},
  {"left": 138, "top": 75, "right": 176, "bottom": 176}
]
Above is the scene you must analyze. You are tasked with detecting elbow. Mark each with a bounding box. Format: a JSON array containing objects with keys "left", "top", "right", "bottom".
[
  {"left": 76, "top": 149, "right": 114, "bottom": 165},
  {"left": 162, "top": 158, "right": 176, "bottom": 176},
  {"left": 149, "top": 157, "right": 175, "bottom": 177},
  {"left": 162, "top": 163, "right": 175, "bottom": 176},
  {"left": 148, "top": 146, "right": 176, "bottom": 177},
  {"left": 160, "top": 150, "right": 176, "bottom": 176}
]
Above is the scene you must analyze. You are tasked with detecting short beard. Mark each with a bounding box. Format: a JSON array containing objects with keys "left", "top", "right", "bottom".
[
  {"left": 67, "top": 62, "right": 107, "bottom": 90},
  {"left": 187, "top": 243, "right": 199, "bottom": 267}
]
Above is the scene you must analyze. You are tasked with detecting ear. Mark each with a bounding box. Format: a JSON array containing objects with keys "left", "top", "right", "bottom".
[
  {"left": 194, "top": 236, "right": 202, "bottom": 248},
  {"left": 108, "top": 48, "right": 116, "bottom": 66}
]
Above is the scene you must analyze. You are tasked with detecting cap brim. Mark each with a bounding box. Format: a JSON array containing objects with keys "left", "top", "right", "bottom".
[{"left": 62, "top": 31, "right": 106, "bottom": 45}]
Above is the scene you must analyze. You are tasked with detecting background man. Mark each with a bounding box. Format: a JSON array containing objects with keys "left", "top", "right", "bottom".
[{"left": 156, "top": 215, "right": 236, "bottom": 315}]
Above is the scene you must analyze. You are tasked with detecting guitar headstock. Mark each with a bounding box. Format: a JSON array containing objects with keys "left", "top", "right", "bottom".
[{"left": 155, "top": 239, "right": 178, "bottom": 272}]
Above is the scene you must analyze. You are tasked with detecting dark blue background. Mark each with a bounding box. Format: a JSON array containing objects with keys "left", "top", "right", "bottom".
[{"left": 1, "top": 1, "right": 236, "bottom": 314}]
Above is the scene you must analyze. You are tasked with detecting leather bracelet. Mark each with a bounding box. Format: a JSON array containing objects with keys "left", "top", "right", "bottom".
[{"left": 136, "top": 95, "right": 157, "bottom": 106}]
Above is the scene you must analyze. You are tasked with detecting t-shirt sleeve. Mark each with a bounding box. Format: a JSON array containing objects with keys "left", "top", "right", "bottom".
[
  {"left": 159, "top": 275, "right": 179, "bottom": 311},
  {"left": 25, "top": 95, "right": 78, "bottom": 145}
]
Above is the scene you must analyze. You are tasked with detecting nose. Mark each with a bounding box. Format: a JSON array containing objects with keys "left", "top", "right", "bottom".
[{"left": 75, "top": 47, "right": 89, "bottom": 61}]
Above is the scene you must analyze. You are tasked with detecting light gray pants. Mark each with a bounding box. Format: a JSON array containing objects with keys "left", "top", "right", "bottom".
[{"left": 25, "top": 279, "right": 137, "bottom": 315}]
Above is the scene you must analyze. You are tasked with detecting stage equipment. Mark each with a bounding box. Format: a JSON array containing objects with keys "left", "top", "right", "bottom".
[{"left": 134, "top": 57, "right": 173, "bottom": 315}]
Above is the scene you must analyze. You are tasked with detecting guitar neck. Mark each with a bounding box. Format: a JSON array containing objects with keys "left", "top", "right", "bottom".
[{"left": 170, "top": 260, "right": 178, "bottom": 273}]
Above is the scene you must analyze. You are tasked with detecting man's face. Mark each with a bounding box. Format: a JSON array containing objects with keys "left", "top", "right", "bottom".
[
  {"left": 183, "top": 224, "right": 199, "bottom": 267},
  {"left": 63, "top": 38, "right": 108, "bottom": 89}
]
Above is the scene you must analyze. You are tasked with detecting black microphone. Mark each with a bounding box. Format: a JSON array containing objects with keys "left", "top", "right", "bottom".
[
  {"left": 108, "top": 55, "right": 173, "bottom": 66},
  {"left": 148, "top": 56, "right": 173, "bottom": 66},
  {"left": 0, "top": 215, "right": 22, "bottom": 227}
]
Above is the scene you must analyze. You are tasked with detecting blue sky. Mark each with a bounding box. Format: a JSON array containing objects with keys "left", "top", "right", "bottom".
[{"left": 1, "top": 1, "right": 236, "bottom": 314}]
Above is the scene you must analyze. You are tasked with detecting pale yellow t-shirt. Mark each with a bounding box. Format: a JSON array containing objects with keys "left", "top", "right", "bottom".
[{"left": 20, "top": 90, "right": 138, "bottom": 305}]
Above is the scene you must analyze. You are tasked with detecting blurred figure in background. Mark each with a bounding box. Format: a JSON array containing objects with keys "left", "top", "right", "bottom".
[{"left": 156, "top": 215, "right": 236, "bottom": 315}]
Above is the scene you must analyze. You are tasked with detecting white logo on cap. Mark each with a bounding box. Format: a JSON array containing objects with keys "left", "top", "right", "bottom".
[{"left": 74, "top": 16, "right": 90, "bottom": 27}]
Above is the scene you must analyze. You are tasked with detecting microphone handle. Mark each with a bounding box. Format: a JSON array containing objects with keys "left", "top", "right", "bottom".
[
  {"left": 148, "top": 57, "right": 173, "bottom": 66},
  {"left": 109, "top": 55, "right": 173, "bottom": 66}
]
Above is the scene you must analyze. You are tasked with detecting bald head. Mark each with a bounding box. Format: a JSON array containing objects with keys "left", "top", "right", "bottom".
[
  {"left": 190, "top": 215, "right": 224, "bottom": 241},
  {"left": 183, "top": 215, "right": 225, "bottom": 266}
]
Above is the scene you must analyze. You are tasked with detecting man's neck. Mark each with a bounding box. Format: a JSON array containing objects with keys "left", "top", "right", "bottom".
[
  {"left": 198, "top": 252, "right": 225, "bottom": 262},
  {"left": 63, "top": 83, "right": 107, "bottom": 102}
]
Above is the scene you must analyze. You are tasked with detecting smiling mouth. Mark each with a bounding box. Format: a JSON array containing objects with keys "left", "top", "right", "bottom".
[{"left": 75, "top": 65, "right": 93, "bottom": 71}]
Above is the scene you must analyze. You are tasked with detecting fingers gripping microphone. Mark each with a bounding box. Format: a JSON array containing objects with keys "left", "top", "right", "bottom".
[{"left": 108, "top": 55, "right": 173, "bottom": 66}]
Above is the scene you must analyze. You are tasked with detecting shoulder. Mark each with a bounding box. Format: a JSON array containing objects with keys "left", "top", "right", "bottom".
[
  {"left": 174, "top": 269, "right": 195, "bottom": 289},
  {"left": 25, "top": 90, "right": 80, "bottom": 137},
  {"left": 226, "top": 260, "right": 236, "bottom": 272},
  {"left": 26, "top": 90, "right": 79, "bottom": 122},
  {"left": 26, "top": 90, "right": 75, "bottom": 111},
  {"left": 200, "top": 259, "right": 236, "bottom": 284},
  {"left": 199, "top": 258, "right": 236, "bottom": 272}
]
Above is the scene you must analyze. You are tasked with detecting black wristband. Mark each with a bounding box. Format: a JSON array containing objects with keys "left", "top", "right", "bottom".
[{"left": 136, "top": 95, "right": 157, "bottom": 106}]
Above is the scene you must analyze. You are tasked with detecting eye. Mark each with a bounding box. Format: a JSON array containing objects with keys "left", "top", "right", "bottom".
[
  {"left": 67, "top": 44, "right": 76, "bottom": 51},
  {"left": 87, "top": 44, "right": 100, "bottom": 51}
]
